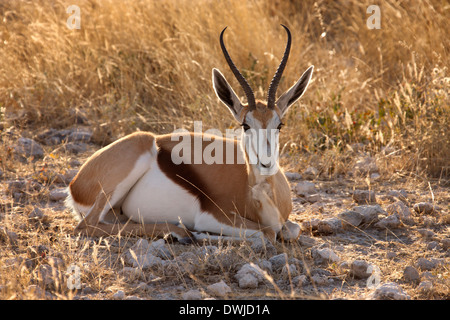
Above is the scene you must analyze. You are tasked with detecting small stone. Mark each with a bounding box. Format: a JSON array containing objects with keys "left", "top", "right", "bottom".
[
  {"left": 49, "top": 188, "right": 68, "bottom": 201},
  {"left": 28, "top": 208, "right": 44, "bottom": 221},
  {"left": 387, "top": 190, "right": 409, "bottom": 202},
  {"left": 279, "top": 220, "right": 300, "bottom": 241},
  {"left": 386, "top": 201, "right": 413, "bottom": 224},
  {"left": 207, "top": 280, "right": 231, "bottom": 297},
  {"left": 183, "top": 289, "right": 203, "bottom": 300},
  {"left": 417, "top": 228, "right": 436, "bottom": 240},
  {"left": 417, "top": 281, "right": 433, "bottom": 293},
  {"left": 441, "top": 239, "right": 450, "bottom": 250},
  {"left": 317, "top": 218, "right": 342, "bottom": 235},
  {"left": 281, "top": 264, "right": 298, "bottom": 278},
  {"left": 374, "top": 214, "right": 401, "bottom": 229},
  {"left": 250, "top": 237, "right": 277, "bottom": 256},
  {"left": 350, "top": 260, "right": 371, "bottom": 279},
  {"left": 269, "top": 253, "right": 288, "bottom": 271},
  {"left": 235, "top": 263, "right": 265, "bottom": 289},
  {"left": 303, "top": 166, "right": 318, "bottom": 180},
  {"left": 311, "top": 247, "right": 340, "bottom": 265},
  {"left": 352, "top": 190, "right": 376, "bottom": 204},
  {"left": 426, "top": 241, "right": 440, "bottom": 250},
  {"left": 413, "top": 202, "right": 435, "bottom": 215},
  {"left": 337, "top": 210, "right": 363, "bottom": 229},
  {"left": 113, "top": 290, "right": 125, "bottom": 300},
  {"left": 403, "top": 266, "right": 420, "bottom": 283},
  {"left": 68, "top": 129, "right": 93, "bottom": 143},
  {"left": 305, "top": 193, "right": 322, "bottom": 203},
  {"left": 416, "top": 258, "right": 436, "bottom": 271},
  {"left": 368, "top": 282, "right": 410, "bottom": 300},
  {"left": 284, "top": 172, "right": 302, "bottom": 181},
  {"left": 353, "top": 205, "right": 385, "bottom": 224},
  {"left": 311, "top": 274, "right": 329, "bottom": 286},
  {"left": 292, "top": 275, "right": 308, "bottom": 287},
  {"left": 295, "top": 181, "right": 316, "bottom": 196},
  {"left": 14, "top": 137, "right": 44, "bottom": 159},
  {"left": 297, "top": 235, "right": 317, "bottom": 248}
]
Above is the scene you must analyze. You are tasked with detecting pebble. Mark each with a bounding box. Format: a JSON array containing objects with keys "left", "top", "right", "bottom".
[
  {"left": 403, "top": 266, "right": 420, "bottom": 283},
  {"left": 413, "top": 202, "right": 435, "bottom": 215},
  {"left": 113, "top": 290, "right": 125, "bottom": 300},
  {"left": 206, "top": 280, "right": 231, "bottom": 297},
  {"left": 311, "top": 247, "right": 340, "bottom": 265},
  {"left": 350, "top": 260, "right": 371, "bottom": 279},
  {"left": 268, "top": 253, "right": 288, "bottom": 271},
  {"left": 235, "top": 263, "right": 266, "bottom": 289},
  {"left": 14, "top": 137, "right": 44, "bottom": 159},
  {"left": 416, "top": 258, "right": 436, "bottom": 271},
  {"left": 352, "top": 190, "right": 376, "bottom": 204},
  {"left": 386, "top": 201, "right": 413, "bottom": 224},
  {"left": 374, "top": 214, "right": 401, "bottom": 229},
  {"left": 49, "top": 188, "right": 68, "bottom": 201},
  {"left": 250, "top": 237, "right": 277, "bottom": 256},
  {"left": 297, "top": 235, "right": 317, "bottom": 248},
  {"left": 279, "top": 220, "right": 301, "bottom": 241},
  {"left": 183, "top": 289, "right": 203, "bottom": 300},
  {"left": 337, "top": 210, "right": 363, "bottom": 229},
  {"left": 302, "top": 166, "right": 318, "bottom": 180},
  {"left": 352, "top": 205, "right": 385, "bottom": 224},
  {"left": 294, "top": 181, "right": 316, "bottom": 196},
  {"left": 317, "top": 217, "right": 342, "bottom": 235},
  {"left": 284, "top": 172, "right": 302, "bottom": 181},
  {"left": 368, "top": 282, "right": 410, "bottom": 300},
  {"left": 417, "top": 281, "right": 433, "bottom": 293},
  {"left": 417, "top": 228, "right": 436, "bottom": 240}
]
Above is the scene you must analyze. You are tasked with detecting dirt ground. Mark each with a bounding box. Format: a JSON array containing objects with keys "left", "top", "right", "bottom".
[{"left": 1, "top": 144, "right": 448, "bottom": 300}]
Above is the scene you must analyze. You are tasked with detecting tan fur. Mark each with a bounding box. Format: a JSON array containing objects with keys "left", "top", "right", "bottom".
[{"left": 69, "top": 132, "right": 155, "bottom": 206}]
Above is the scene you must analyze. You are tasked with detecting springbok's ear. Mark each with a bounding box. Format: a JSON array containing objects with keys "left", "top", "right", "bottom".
[
  {"left": 212, "top": 68, "right": 244, "bottom": 122},
  {"left": 276, "top": 65, "right": 314, "bottom": 117}
]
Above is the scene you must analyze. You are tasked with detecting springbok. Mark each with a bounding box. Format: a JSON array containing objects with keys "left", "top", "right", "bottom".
[{"left": 66, "top": 25, "right": 313, "bottom": 243}]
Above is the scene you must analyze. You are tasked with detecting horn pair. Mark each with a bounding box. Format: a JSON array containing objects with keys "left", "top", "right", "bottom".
[{"left": 219, "top": 24, "right": 291, "bottom": 110}]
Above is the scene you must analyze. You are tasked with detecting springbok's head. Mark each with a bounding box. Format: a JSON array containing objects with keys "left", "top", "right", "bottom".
[{"left": 212, "top": 25, "right": 314, "bottom": 176}]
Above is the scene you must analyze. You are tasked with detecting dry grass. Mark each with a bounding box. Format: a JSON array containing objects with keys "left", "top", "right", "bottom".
[{"left": 0, "top": 0, "right": 449, "bottom": 300}]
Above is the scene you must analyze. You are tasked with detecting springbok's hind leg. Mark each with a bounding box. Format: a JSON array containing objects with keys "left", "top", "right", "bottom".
[{"left": 74, "top": 191, "right": 194, "bottom": 243}]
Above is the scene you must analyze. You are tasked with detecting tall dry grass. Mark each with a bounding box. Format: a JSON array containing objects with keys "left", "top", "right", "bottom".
[{"left": 0, "top": 0, "right": 448, "bottom": 178}]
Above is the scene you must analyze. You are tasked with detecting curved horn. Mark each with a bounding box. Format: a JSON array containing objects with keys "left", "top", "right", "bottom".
[
  {"left": 267, "top": 24, "right": 292, "bottom": 109},
  {"left": 219, "top": 27, "right": 256, "bottom": 110}
]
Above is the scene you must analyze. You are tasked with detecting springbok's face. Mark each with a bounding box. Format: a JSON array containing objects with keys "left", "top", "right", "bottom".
[
  {"left": 241, "top": 102, "right": 283, "bottom": 175},
  {"left": 212, "top": 25, "right": 314, "bottom": 176}
]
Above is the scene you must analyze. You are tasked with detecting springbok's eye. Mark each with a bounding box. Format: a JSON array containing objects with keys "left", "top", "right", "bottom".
[
  {"left": 277, "top": 123, "right": 284, "bottom": 131},
  {"left": 241, "top": 123, "right": 251, "bottom": 132}
]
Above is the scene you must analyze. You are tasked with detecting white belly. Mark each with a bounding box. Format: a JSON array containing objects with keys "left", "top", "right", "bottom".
[{"left": 121, "top": 163, "right": 201, "bottom": 229}]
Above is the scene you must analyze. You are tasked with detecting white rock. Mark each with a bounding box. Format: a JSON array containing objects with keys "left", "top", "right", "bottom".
[
  {"left": 312, "top": 247, "right": 340, "bottom": 265},
  {"left": 235, "top": 263, "right": 266, "bottom": 289},
  {"left": 279, "top": 220, "right": 301, "bottom": 241},
  {"left": 207, "top": 280, "right": 231, "bottom": 297},
  {"left": 368, "top": 282, "right": 411, "bottom": 300},
  {"left": 295, "top": 181, "right": 316, "bottom": 196}
]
